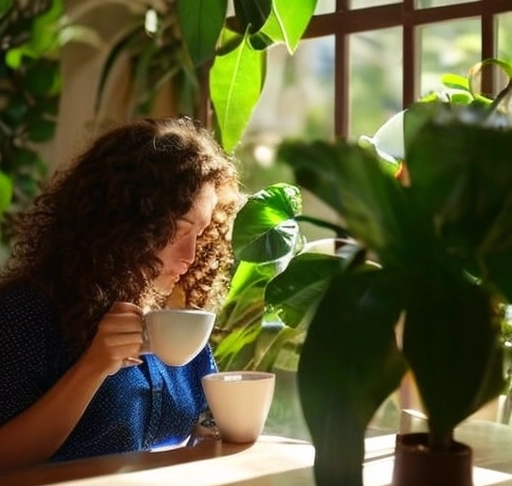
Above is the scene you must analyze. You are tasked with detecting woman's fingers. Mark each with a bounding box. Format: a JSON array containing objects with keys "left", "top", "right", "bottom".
[
  {"left": 84, "top": 302, "right": 147, "bottom": 376},
  {"left": 108, "top": 301, "right": 144, "bottom": 316}
]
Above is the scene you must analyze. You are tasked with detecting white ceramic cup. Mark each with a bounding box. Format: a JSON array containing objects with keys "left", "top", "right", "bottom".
[
  {"left": 201, "top": 371, "right": 276, "bottom": 443},
  {"left": 142, "top": 309, "right": 215, "bottom": 366}
]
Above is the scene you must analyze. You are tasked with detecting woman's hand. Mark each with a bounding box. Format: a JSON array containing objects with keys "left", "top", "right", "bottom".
[{"left": 81, "top": 301, "right": 145, "bottom": 377}]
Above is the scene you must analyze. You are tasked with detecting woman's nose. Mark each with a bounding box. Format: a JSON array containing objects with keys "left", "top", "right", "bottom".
[{"left": 178, "top": 237, "right": 197, "bottom": 266}]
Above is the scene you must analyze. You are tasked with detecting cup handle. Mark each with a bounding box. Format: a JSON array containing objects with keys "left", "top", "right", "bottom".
[{"left": 139, "top": 316, "right": 151, "bottom": 355}]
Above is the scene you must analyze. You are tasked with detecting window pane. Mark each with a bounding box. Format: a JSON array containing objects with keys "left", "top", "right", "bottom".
[
  {"left": 315, "top": 0, "right": 336, "bottom": 14},
  {"left": 244, "top": 37, "right": 334, "bottom": 143},
  {"left": 350, "top": 0, "right": 399, "bottom": 10},
  {"left": 239, "top": 37, "right": 335, "bottom": 191},
  {"left": 348, "top": 27, "right": 402, "bottom": 141},
  {"left": 416, "top": 0, "right": 474, "bottom": 8},
  {"left": 497, "top": 12, "right": 512, "bottom": 61},
  {"left": 420, "top": 18, "right": 481, "bottom": 97}
]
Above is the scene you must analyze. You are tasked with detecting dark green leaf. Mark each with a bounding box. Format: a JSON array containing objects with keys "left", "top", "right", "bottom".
[
  {"left": 405, "top": 102, "right": 512, "bottom": 277},
  {"left": 298, "top": 267, "right": 406, "bottom": 485},
  {"left": 266, "top": 251, "right": 358, "bottom": 328},
  {"left": 25, "top": 61, "right": 59, "bottom": 96},
  {"left": 177, "top": 0, "right": 227, "bottom": 66},
  {"left": 233, "top": 0, "right": 272, "bottom": 34},
  {"left": 0, "top": 0, "right": 12, "bottom": 18},
  {"left": 403, "top": 274, "right": 504, "bottom": 439},
  {"left": 28, "top": 118, "right": 55, "bottom": 142},
  {"left": 276, "top": 139, "right": 346, "bottom": 213}
]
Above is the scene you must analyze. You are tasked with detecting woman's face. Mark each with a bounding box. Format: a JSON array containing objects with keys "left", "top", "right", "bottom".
[{"left": 154, "top": 183, "right": 218, "bottom": 291}]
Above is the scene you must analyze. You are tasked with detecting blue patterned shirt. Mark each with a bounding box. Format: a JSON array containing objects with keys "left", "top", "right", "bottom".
[{"left": 0, "top": 284, "right": 217, "bottom": 462}]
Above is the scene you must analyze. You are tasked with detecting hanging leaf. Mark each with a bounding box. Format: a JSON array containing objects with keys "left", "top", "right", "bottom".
[
  {"left": 176, "top": 0, "right": 227, "bottom": 66},
  {"left": 253, "top": 0, "right": 317, "bottom": 53},
  {"left": 210, "top": 29, "right": 265, "bottom": 152}
]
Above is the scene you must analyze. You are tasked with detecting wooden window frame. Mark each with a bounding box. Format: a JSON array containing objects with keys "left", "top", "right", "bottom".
[{"left": 304, "top": 0, "right": 511, "bottom": 138}]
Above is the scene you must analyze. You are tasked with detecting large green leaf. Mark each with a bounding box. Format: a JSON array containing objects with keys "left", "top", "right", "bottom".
[
  {"left": 405, "top": 102, "right": 512, "bottom": 290},
  {"left": 232, "top": 183, "right": 302, "bottom": 262},
  {"left": 403, "top": 273, "right": 504, "bottom": 446},
  {"left": 298, "top": 267, "right": 407, "bottom": 486},
  {"left": 255, "top": 0, "right": 317, "bottom": 53},
  {"left": 176, "top": 0, "right": 227, "bottom": 66},
  {"left": 266, "top": 250, "right": 361, "bottom": 328},
  {"left": 276, "top": 140, "right": 346, "bottom": 214},
  {"left": 210, "top": 29, "right": 265, "bottom": 152},
  {"left": 330, "top": 140, "right": 431, "bottom": 269}
]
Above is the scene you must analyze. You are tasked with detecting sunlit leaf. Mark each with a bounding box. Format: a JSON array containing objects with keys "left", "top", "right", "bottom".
[
  {"left": 255, "top": 0, "right": 317, "bottom": 53},
  {"left": 0, "top": 171, "right": 13, "bottom": 213},
  {"left": 441, "top": 73, "right": 469, "bottom": 91},
  {"left": 58, "top": 24, "right": 105, "bottom": 49},
  {"left": 210, "top": 30, "right": 265, "bottom": 152}
]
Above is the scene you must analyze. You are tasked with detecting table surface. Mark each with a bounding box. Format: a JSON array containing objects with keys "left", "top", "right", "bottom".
[{"left": 2, "top": 420, "right": 512, "bottom": 486}]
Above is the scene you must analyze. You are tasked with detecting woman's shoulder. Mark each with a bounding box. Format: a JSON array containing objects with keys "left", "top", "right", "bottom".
[{"left": 0, "top": 281, "right": 57, "bottom": 325}]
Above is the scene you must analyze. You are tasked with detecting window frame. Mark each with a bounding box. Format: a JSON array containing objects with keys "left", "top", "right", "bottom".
[{"left": 304, "top": 0, "right": 511, "bottom": 137}]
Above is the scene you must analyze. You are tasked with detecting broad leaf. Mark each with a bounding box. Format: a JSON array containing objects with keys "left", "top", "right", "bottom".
[
  {"left": 176, "top": 0, "right": 227, "bottom": 66},
  {"left": 255, "top": 0, "right": 317, "bottom": 53},
  {"left": 330, "top": 140, "right": 428, "bottom": 269},
  {"left": 266, "top": 251, "right": 358, "bottom": 328},
  {"left": 232, "top": 183, "right": 302, "bottom": 262},
  {"left": 276, "top": 140, "right": 346, "bottom": 213},
  {"left": 405, "top": 102, "right": 512, "bottom": 287},
  {"left": 403, "top": 273, "right": 504, "bottom": 443},
  {"left": 298, "top": 267, "right": 406, "bottom": 486},
  {"left": 210, "top": 30, "right": 265, "bottom": 152}
]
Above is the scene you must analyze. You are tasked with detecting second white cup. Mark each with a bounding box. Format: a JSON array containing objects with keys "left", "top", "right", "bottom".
[{"left": 201, "top": 371, "right": 276, "bottom": 443}]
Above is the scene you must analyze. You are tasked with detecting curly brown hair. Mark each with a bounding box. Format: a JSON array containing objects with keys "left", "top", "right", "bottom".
[{"left": 1, "top": 117, "right": 241, "bottom": 353}]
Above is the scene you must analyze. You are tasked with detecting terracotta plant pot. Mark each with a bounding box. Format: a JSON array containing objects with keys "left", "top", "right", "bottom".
[{"left": 391, "top": 432, "right": 473, "bottom": 486}]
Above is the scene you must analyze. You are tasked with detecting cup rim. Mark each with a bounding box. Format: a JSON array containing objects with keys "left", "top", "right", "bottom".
[
  {"left": 145, "top": 308, "right": 216, "bottom": 318},
  {"left": 202, "top": 371, "right": 275, "bottom": 382}
]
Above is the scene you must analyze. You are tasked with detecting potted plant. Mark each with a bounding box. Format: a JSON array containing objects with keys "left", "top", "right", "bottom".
[{"left": 220, "top": 58, "right": 512, "bottom": 485}]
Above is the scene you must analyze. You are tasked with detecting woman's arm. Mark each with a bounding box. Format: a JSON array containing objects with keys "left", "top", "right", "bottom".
[{"left": 0, "top": 301, "right": 144, "bottom": 470}]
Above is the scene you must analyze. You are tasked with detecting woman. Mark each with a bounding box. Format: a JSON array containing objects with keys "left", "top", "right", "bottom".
[{"left": 0, "top": 116, "right": 241, "bottom": 469}]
